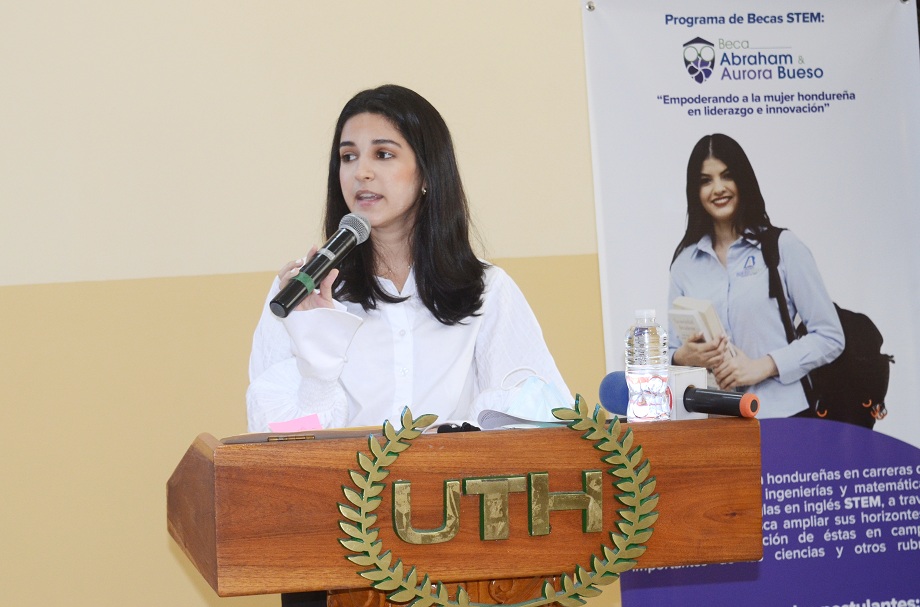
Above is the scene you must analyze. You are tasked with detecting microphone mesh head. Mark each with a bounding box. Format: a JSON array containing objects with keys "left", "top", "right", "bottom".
[{"left": 340, "top": 213, "right": 371, "bottom": 244}]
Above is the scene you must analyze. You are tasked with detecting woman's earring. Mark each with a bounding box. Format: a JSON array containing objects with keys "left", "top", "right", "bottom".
[{"left": 421, "top": 187, "right": 427, "bottom": 196}]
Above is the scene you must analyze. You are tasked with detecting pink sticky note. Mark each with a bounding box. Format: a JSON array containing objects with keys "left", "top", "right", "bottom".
[{"left": 269, "top": 414, "right": 323, "bottom": 432}]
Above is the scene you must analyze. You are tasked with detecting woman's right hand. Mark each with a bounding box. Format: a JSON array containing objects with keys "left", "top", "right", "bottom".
[
  {"left": 673, "top": 333, "right": 729, "bottom": 369},
  {"left": 277, "top": 247, "right": 339, "bottom": 312}
]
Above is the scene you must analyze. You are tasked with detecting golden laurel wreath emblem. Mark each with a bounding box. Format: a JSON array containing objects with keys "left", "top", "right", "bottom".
[{"left": 337, "top": 395, "right": 658, "bottom": 607}]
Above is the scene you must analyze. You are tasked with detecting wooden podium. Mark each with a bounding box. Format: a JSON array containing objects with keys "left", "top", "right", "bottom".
[{"left": 167, "top": 418, "right": 762, "bottom": 604}]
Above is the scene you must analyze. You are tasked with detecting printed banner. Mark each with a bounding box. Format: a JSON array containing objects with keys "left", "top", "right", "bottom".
[
  {"left": 623, "top": 419, "right": 920, "bottom": 606},
  {"left": 581, "top": 1, "right": 920, "bottom": 604},
  {"left": 582, "top": 0, "right": 920, "bottom": 445}
]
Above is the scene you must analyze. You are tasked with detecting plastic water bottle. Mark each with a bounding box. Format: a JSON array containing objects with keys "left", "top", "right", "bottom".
[{"left": 625, "top": 309, "right": 670, "bottom": 422}]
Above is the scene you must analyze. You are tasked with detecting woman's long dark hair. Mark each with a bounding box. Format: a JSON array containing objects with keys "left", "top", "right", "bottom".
[
  {"left": 671, "top": 133, "right": 774, "bottom": 264},
  {"left": 324, "top": 84, "right": 486, "bottom": 325}
]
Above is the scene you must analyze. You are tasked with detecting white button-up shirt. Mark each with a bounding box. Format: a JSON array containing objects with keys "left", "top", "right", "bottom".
[{"left": 247, "top": 265, "right": 570, "bottom": 431}]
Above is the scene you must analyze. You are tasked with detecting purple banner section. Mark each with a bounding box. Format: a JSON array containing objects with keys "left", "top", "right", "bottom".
[{"left": 621, "top": 418, "right": 920, "bottom": 607}]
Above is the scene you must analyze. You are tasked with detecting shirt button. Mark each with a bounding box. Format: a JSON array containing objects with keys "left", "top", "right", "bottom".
[
  {"left": 399, "top": 329, "right": 407, "bottom": 337},
  {"left": 400, "top": 367, "right": 409, "bottom": 376}
]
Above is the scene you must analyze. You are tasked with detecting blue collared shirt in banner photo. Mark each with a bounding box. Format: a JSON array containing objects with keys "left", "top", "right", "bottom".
[{"left": 669, "top": 230, "right": 843, "bottom": 417}]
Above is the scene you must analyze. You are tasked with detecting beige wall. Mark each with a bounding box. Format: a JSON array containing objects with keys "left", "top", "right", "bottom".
[
  {"left": 0, "top": 2, "right": 612, "bottom": 606},
  {"left": 1, "top": 0, "right": 596, "bottom": 286}
]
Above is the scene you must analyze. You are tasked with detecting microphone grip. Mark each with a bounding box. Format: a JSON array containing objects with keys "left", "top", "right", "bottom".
[
  {"left": 683, "top": 386, "right": 759, "bottom": 418},
  {"left": 270, "top": 275, "right": 315, "bottom": 319},
  {"left": 269, "top": 230, "right": 356, "bottom": 318}
]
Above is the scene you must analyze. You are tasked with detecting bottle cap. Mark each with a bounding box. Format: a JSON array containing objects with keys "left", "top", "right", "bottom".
[{"left": 635, "top": 308, "right": 656, "bottom": 319}]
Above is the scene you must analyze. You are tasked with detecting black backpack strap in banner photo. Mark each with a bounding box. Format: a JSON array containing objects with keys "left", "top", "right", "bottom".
[
  {"left": 759, "top": 227, "right": 894, "bottom": 429},
  {"left": 759, "top": 227, "right": 819, "bottom": 412}
]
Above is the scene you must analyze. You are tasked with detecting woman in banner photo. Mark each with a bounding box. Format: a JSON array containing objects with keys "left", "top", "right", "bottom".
[
  {"left": 247, "top": 84, "right": 571, "bottom": 432},
  {"left": 668, "top": 133, "right": 844, "bottom": 418}
]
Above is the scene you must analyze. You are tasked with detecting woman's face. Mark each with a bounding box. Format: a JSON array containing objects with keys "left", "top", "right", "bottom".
[
  {"left": 338, "top": 112, "right": 423, "bottom": 238},
  {"left": 698, "top": 156, "right": 739, "bottom": 227}
]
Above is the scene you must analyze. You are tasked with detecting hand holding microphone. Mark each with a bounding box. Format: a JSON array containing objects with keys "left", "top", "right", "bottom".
[
  {"left": 270, "top": 213, "right": 371, "bottom": 318},
  {"left": 276, "top": 251, "right": 339, "bottom": 312}
]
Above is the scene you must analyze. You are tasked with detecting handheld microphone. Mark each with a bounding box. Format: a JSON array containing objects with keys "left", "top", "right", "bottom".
[
  {"left": 598, "top": 370, "right": 758, "bottom": 419},
  {"left": 270, "top": 213, "right": 371, "bottom": 318},
  {"left": 683, "top": 386, "right": 759, "bottom": 418}
]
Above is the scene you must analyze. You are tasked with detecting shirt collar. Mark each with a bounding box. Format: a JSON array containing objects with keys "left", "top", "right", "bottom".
[
  {"left": 692, "top": 233, "right": 759, "bottom": 261},
  {"left": 376, "top": 267, "right": 417, "bottom": 298}
]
